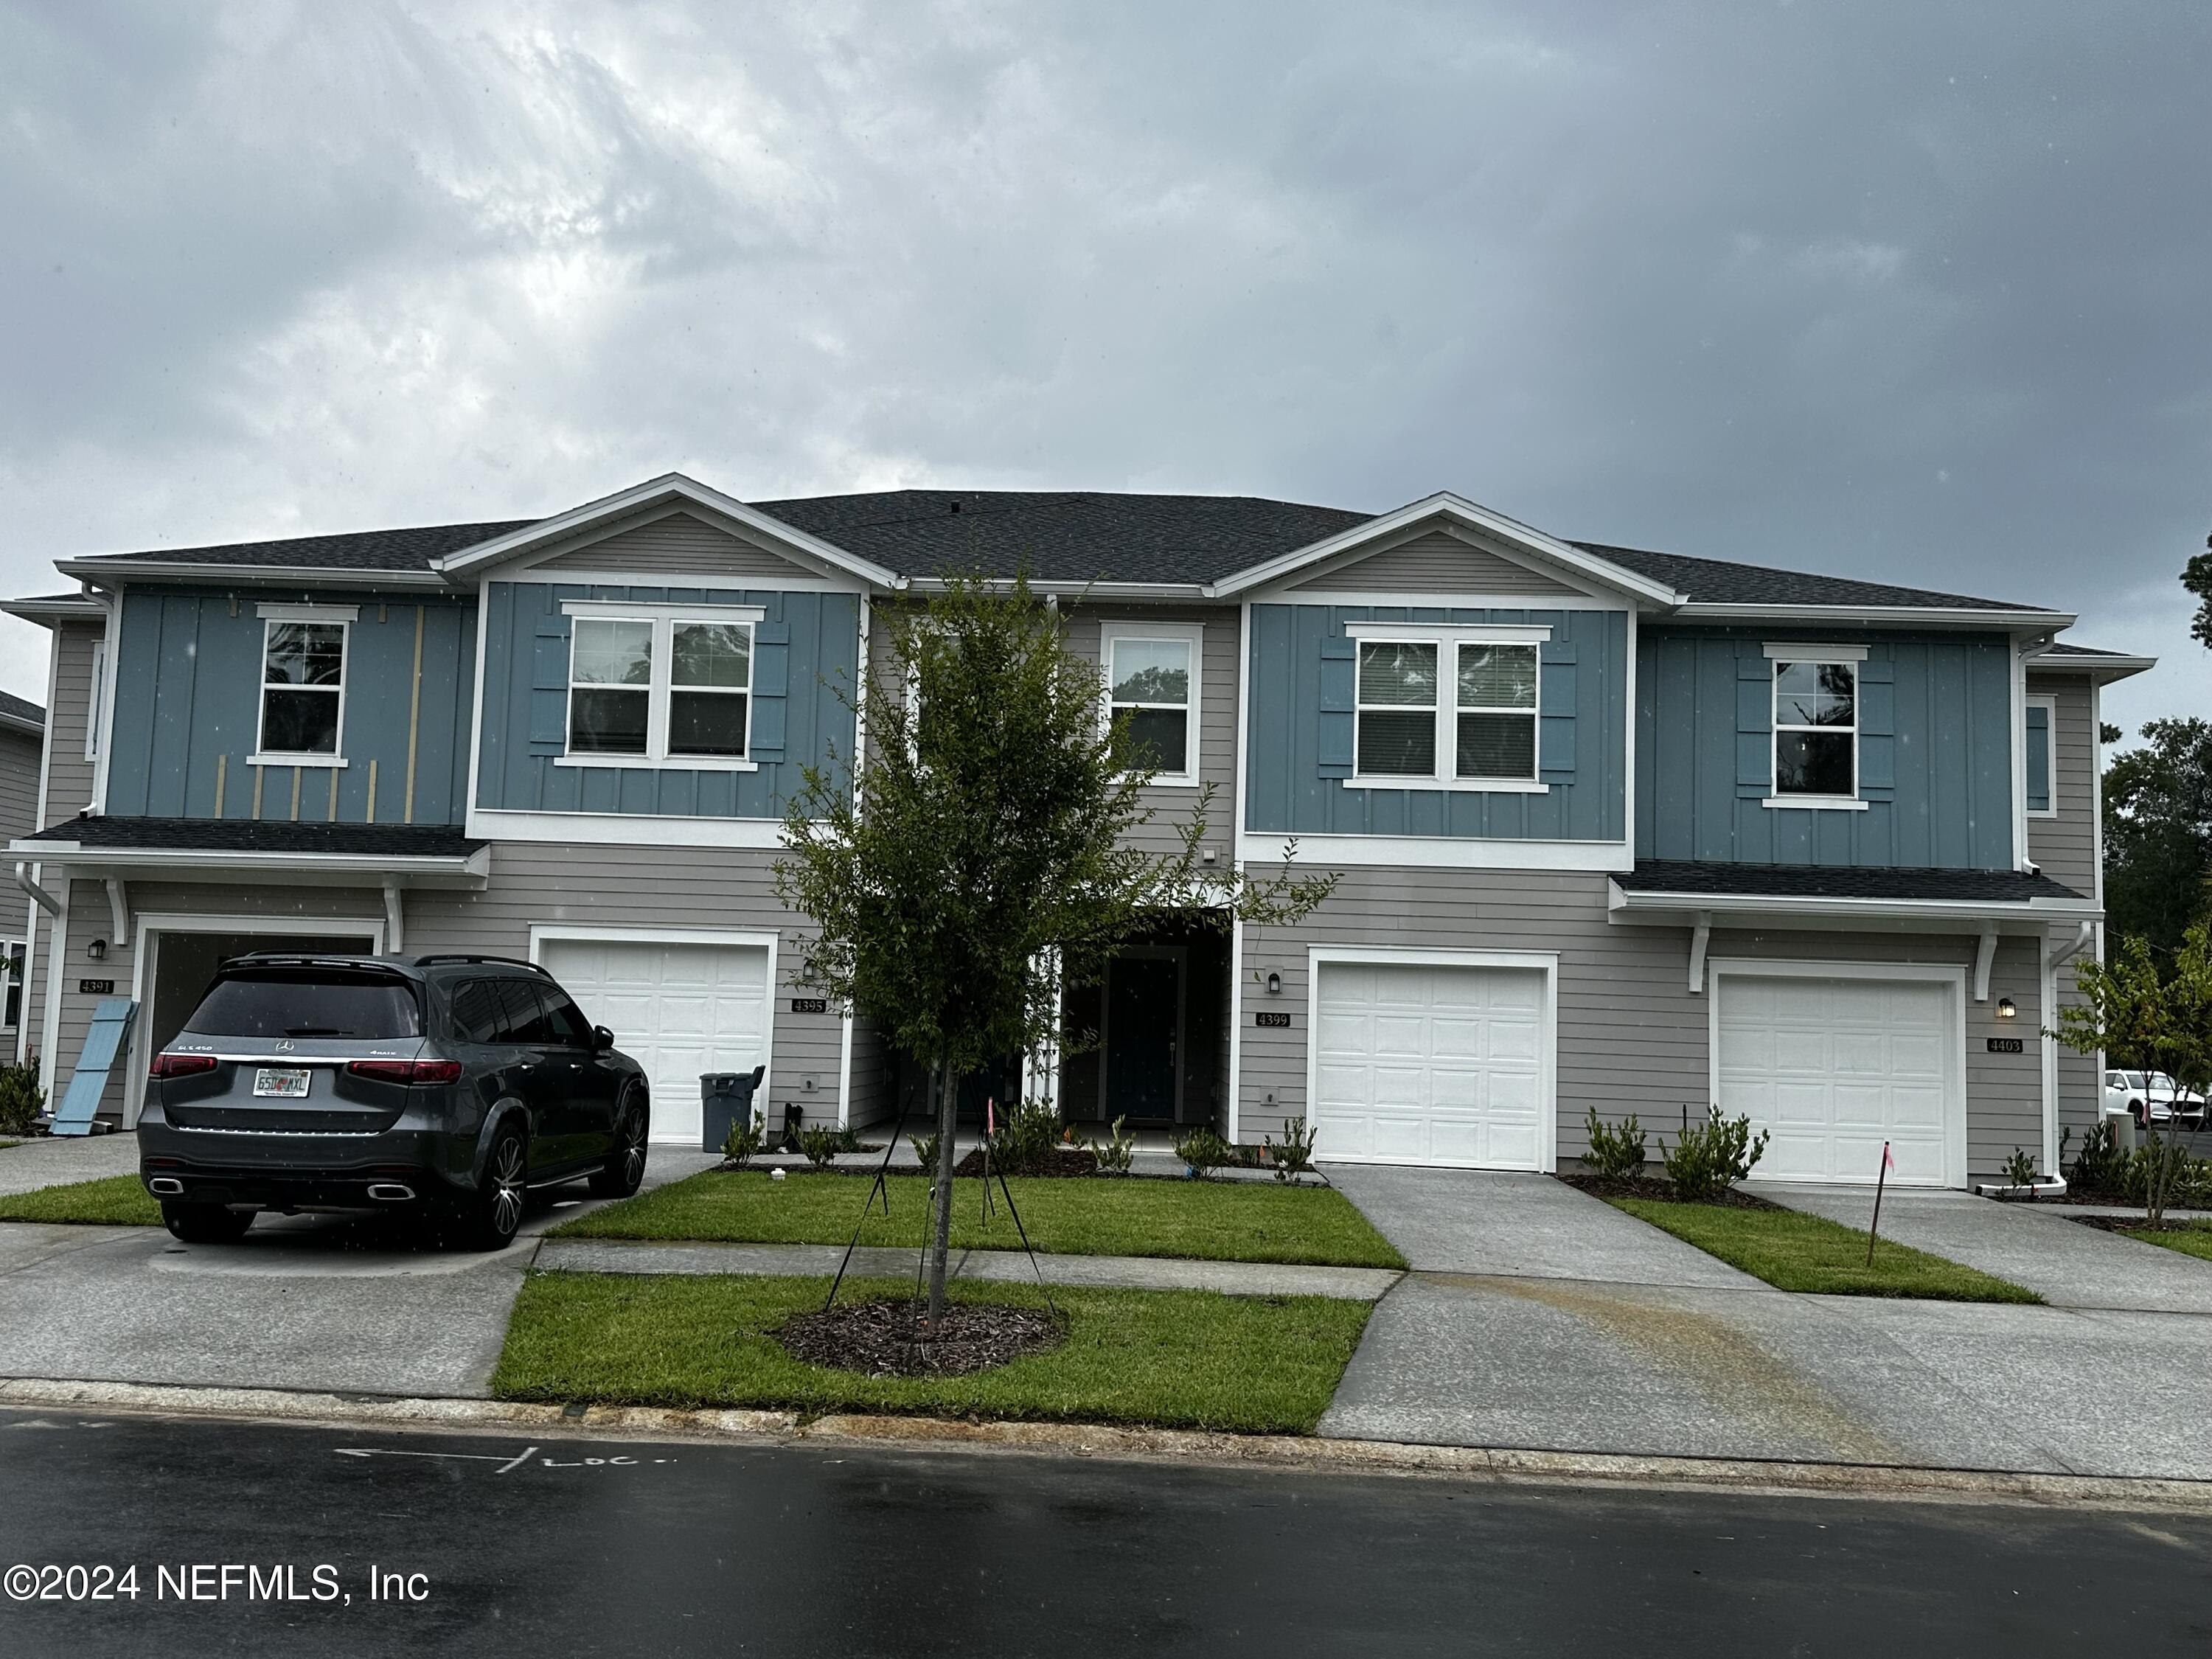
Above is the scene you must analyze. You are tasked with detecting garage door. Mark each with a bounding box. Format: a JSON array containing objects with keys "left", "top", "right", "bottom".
[
  {"left": 1312, "top": 961, "right": 1548, "bottom": 1169},
  {"left": 1714, "top": 970, "right": 1958, "bottom": 1186},
  {"left": 539, "top": 939, "right": 772, "bottom": 1145}
]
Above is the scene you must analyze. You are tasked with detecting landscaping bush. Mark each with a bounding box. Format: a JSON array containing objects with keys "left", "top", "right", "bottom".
[
  {"left": 2065, "top": 1119, "right": 2129, "bottom": 1197},
  {"left": 797, "top": 1127, "right": 843, "bottom": 1171},
  {"left": 1264, "top": 1116, "right": 1321, "bottom": 1183},
  {"left": 985, "top": 1097, "right": 1062, "bottom": 1176},
  {"left": 1580, "top": 1107, "right": 1647, "bottom": 1180},
  {"left": 909, "top": 1130, "right": 942, "bottom": 1177},
  {"left": 0, "top": 1060, "right": 44, "bottom": 1137},
  {"left": 1660, "top": 1107, "right": 1769, "bottom": 1202},
  {"left": 2064, "top": 1121, "right": 2212, "bottom": 1209},
  {"left": 1172, "top": 1127, "right": 1232, "bottom": 1180},
  {"left": 1087, "top": 1115, "right": 1135, "bottom": 1176},
  {"left": 722, "top": 1109, "right": 768, "bottom": 1168},
  {"left": 2002, "top": 1147, "right": 2038, "bottom": 1188}
]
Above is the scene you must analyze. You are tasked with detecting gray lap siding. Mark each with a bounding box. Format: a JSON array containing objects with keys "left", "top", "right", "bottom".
[{"left": 1233, "top": 865, "right": 2053, "bottom": 1181}]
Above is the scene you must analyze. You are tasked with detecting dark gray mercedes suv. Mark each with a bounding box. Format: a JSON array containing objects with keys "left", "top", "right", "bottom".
[{"left": 137, "top": 953, "right": 650, "bottom": 1250}]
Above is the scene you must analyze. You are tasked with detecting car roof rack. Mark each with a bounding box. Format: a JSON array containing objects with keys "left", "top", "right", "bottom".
[{"left": 410, "top": 954, "right": 550, "bottom": 974}]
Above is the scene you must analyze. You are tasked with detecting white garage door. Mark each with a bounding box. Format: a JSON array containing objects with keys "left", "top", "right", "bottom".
[
  {"left": 1312, "top": 961, "right": 1549, "bottom": 1169},
  {"left": 539, "top": 939, "right": 772, "bottom": 1146},
  {"left": 1714, "top": 970, "right": 1959, "bottom": 1186}
]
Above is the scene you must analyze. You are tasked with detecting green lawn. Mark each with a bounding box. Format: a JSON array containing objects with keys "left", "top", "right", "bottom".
[
  {"left": 0, "top": 1174, "right": 163, "bottom": 1226},
  {"left": 555, "top": 1169, "right": 1405, "bottom": 1268},
  {"left": 1613, "top": 1198, "right": 2042, "bottom": 1302},
  {"left": 2122, "top": 1222, "right": 2212, "bottom": 1262},
  {"left": 493, "top": 1270, "right": 1370, "bottom": 1433}
]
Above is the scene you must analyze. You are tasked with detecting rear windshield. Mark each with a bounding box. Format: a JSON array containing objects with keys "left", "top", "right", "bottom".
[{"left": 184, "top": 973, "right": 423, "bottom": 1040}]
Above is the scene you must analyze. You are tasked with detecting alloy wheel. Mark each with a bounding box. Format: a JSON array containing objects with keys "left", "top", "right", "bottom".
[
  {"left": 621, "top": 1111, "right": 646, "bottom": 1185},
  {"left": 490, "top": 1136, "right": 526, "bottom": 1236}
]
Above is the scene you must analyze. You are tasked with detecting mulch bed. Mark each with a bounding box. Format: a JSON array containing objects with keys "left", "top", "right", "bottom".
[
  {"left": 952, "top": 1147, "right": 1100, "bottom": 1179},
  {"left": 2067, "top": 1214, "right": 2212, "bottom": 1236},
  {"left": 1553, "top": 1172, "right": 1783, "bottom": 1211},
  {"left": 773, "top": 1298, "right": 1064, "bottom": 1377}
]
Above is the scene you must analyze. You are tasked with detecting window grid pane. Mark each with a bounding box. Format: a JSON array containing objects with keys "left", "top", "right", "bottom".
[
  {"left": 669, "top": 689, "right": 748, "bottom": 757},
  {"left": 672, "top": 623, "right": 751, "bottom": 689},
  {"left": 1108, "top": 639, "right": 1190, "bottom": 706},
  {"left": 572, "top": 619, "right": 653, "bottom": 686},
  {"left": 1773, "top": 660, "right": 1857, "bottom": 796},
  {"left": 1455, "top": 643, "right": 1537, "bottom": 711},
  {"left": 1357, "top": 642, "right": 1437, "bottom": 707}
]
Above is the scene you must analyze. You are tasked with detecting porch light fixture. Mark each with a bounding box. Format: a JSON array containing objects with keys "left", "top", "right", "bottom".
[
  {"left": 1995, "top": 997, "right": 2018, "bottom": 1020},
  {"left": 1265, "top": 971, "right": 1281, "bottom": 995},
  {"left": 86, "top": 938, "right": 107, "bottom": 962}
]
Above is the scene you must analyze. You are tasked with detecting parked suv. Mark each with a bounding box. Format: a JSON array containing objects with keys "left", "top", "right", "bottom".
[{"left": 138, "top": 953, "right": 650, "bottom": 1249}]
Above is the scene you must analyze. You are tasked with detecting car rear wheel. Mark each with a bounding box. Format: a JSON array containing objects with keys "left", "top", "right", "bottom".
[
  {"left": 161, "top": 1202, "right": 254, "bottom": 1245},
  {"left": 590, "top": 1091, "right": 649, "bottom": 1199},
  {"left": 455, "top": 1124, "right": 528, "bottom": 1252}
]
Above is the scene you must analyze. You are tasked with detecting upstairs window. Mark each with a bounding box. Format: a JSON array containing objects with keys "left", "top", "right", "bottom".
[
  {"left": 562, "top": 603, "right": 761, "bottom": 767},
  {"left": 258, "top": 617, "right": 347, "bottom": 758},
  {"left": 2025, "top": 696, "right": 2055, "bottom": 816},
  {"left": 1771, "top": 658, "right": 1857, "bottom": 797},
  {"left": 1352, "top": 629, "right": 1544, "bottom": 787},
  {"left": 1102, "top": 625, "right": 1199, "bottom": 782}
]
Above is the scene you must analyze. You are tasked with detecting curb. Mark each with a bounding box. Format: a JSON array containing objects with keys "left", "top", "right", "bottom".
[{"left": 4, "top": 1375, "right": 2209, "bottom": 1513}]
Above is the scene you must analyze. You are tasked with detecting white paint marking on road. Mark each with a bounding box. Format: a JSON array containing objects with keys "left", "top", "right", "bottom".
[
  {"left": 493, "top": 1444, "right": 540, "bottom": 1475},
  {"left": 333, "top": 1447, "right": 515, "bottom": 1464}
]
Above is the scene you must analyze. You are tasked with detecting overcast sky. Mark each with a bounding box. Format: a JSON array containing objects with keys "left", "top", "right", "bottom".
[{"left": 2, "top": 1, "right": 2205, "bottom": 740}]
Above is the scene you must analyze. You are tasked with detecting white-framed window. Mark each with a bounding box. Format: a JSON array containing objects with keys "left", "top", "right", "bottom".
[
  {"left": 1345, "top": 622, "right": 1547, "bottom": 792},
  {"left": 251, "top": 603, "right": 355, "bottom": 766},
  {"left": 2025, "top": 694, "right": 2056, "bottom": 817},
  {"left": 1764, "top": 644, "right": 1864, "bottom": 806},
  {"left": 560, "top": 601, "right": 763, "bottom": 769},
  {"left": 1101, "top": 623, "right": 1201, "bottom": 785},
  {"left": 2, "top": 936, "right": 23, "bottom": 1030}
]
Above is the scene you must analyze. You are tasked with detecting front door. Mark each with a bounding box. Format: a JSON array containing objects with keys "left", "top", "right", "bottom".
[{"left": 1105, "top": 953, "right": 1182, "bottom": 1121}]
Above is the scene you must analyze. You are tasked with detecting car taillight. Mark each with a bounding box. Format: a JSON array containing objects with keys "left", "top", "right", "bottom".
[
  {"left": 149, "top": 1053, "right": 218, "bottom": 1079},
  {"left": 346, "top": 1059, "right": 464, "bottom": 1085}
]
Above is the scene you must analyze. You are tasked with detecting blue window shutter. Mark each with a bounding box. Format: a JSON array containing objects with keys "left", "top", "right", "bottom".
[
  {"left": 1538, "top": 658, "right": 1576, "bottom": 778},
  {"left": 1316, "top": 654, "right": 1354, "bottom": 777},
  {"left": 2025, "top": 704, "right": 2050, "bottom": 812},
  {"left": 1857, "top": 665, "right": 1895, "bottom": 792},
  {"left": 1735, "top": 651, "right": 1771, "bottom": 793},
  {"left": 749, "top": 620, "right": 790, "bottom": 761},
  {"left": 529, "top": 622, "right": 569, "bottom": 749}
]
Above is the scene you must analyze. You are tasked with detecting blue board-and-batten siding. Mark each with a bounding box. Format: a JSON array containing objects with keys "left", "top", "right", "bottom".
[
  {"left": 104, "top": 588, "right": 476, "bottom": 824},
  {"left": 476, "top": 582, "right": 858, "bottom": 818},
  {"left": 1634, "top": 628, "right": 2014, "bottom": 868},
  {"left": 1243, "top": 603, "right": 1628, "bottom": 841}
]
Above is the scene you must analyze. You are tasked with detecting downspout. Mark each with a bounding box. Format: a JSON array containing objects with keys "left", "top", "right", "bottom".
[{"left": 13, "top": 863, "right": 60, "bottom": 918}]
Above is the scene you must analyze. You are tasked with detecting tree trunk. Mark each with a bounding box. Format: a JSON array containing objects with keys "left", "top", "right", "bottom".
[{"left": 924, "top": 1056, "right": 959, "bottom": 1333}]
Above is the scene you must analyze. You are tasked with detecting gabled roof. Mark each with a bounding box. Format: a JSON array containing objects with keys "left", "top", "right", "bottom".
[
  {"left": 0, "top": 689, "right": 44, "bottom": 733},
  {"left": 21, "top": 478, "right": 2076, "bottom": 623}
]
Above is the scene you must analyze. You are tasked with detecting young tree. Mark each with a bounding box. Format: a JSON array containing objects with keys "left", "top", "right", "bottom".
[
  {"left": 775, "top": 574, "right": 1335, "bottom": 1331},
  {"left": 2051, "top": 925, "right": 2212, "bottom": 1225}
]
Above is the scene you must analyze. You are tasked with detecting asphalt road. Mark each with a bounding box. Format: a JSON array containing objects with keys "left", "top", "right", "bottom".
[{"left": 0, "top": 1409, "right": 2206, "bottom": 1658}]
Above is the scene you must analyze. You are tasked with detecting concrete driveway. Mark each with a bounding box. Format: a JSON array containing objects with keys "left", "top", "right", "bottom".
[
  {"left": 0, "top": 1136, "right": 720, "bottom": 1398},
  {"left": 1324, "top": 1164, "right": 2212, "bottom": 1481}
]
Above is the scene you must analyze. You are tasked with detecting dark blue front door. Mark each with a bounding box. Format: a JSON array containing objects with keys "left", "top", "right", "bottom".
[{"left": 1106, "top": 955, "right": 1180, "bottom": 1121}]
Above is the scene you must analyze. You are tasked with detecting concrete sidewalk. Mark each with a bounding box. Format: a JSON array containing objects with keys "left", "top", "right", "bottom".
[
  {"left": 538, "top": 1237, "right": 1399, "bottom": 1299},
  {"left": 0, "top": 1132, "right": 140, "bottom": 1197},
  {"left": 1324, "top": 1165, "right": 2212, "bottom": 1481}
]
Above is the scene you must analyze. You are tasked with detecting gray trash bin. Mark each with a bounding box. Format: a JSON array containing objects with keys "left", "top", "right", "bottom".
[{"left": 700, "top": 1066, "right": 767, "bottom": 1154}]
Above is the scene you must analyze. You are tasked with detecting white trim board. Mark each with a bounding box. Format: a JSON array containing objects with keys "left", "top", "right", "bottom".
[
  {"left": 1303, "top": 944, "right": 1560, "bottom": 1172},
  {"left": 1238, "top": 831, "right": 1631, "bottom": 872},
  {"left": 465, "top": 807, "right": 790, "bottom": 849},
  {"left": 1704, "top": 956, "right": 1969, "bottom": 1189}
]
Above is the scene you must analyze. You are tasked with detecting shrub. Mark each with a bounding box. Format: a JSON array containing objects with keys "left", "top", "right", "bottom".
[
  {"left": 797, "top": 1126, "right": 843, "bottom": 1171},
  {"left": 2002, "top": 1147, "right": 2039, "bottom": 1188},
  {"left": 1172, "top": 1127, "right": 1232, "bottom": 1180},
  {"left": 909, "top": 1130, "right": 942, "bottom": 1176},
  {"left": 1581, "top": 1107, "right": 1647, "bottom": 1180},
  {"left": 720, "top": 1108, "right": 768, "bottom": 1168},
  {"left": 1265, "top": 1116, "right": 1321, "bottom": 1183},
  {"left": 835, "top": 1126, "right": 865, "bottom": 1155},
  {"left": 986, "top": 1097, "right": 1062, "bottom": 1176},
  {"left": 2067, "top": 1119, "right": 2129, "bottom": 1197},
  {"left": 1660, "top": 1107, "right": 1769, "bottom": 1202},
  {"left": 1088, "top": 1115, "right": 1136, "bottom": 1175},
  {"left": 0, "top": 1060, "right": 45, "bottom": 1137}
]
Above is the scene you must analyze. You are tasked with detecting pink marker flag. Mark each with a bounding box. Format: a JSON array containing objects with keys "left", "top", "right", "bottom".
[
  {"left": 986, "top": 1098, "right": 996, "bottom": 1136},
  {"left": 1882, "top": 1143, "right": 1896, "bottom": 1172}
]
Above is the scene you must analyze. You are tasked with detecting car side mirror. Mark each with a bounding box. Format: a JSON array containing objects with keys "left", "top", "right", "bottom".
[{"left": 592, "top": 1025, "right": 615, "bottom": 1052}]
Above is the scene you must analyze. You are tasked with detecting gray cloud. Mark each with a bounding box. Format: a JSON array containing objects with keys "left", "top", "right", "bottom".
[{"left": 1, "top": 0, "right": 2205, "bottom": 737}]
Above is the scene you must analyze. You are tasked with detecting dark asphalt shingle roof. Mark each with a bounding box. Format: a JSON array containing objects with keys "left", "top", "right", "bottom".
[
  {"left": 75, "top": 521, "right": 538, "bottom": 573},
  {"left": 20, "top": 815, "right": 481, "bottom": 860},
  {"left": 1571, "top": 542, "right": 2040, "bottom": 613},
  {"left": 753, "top": 489, "right": 1374, "bottom": 585},
  {"left": 1617, "top": 860, "right": 2085, "bottom": 903},
  {"left": 0, "top": 690, "right": 44, "bottom": 727},
  {"left": 52, "top": 488, "right": 2056, "bottom": 611}
]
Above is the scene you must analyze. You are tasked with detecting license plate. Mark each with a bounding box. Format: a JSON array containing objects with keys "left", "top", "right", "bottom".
[{"left": 252, "top": 1068, "right": 312, "bottom": 1099}]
